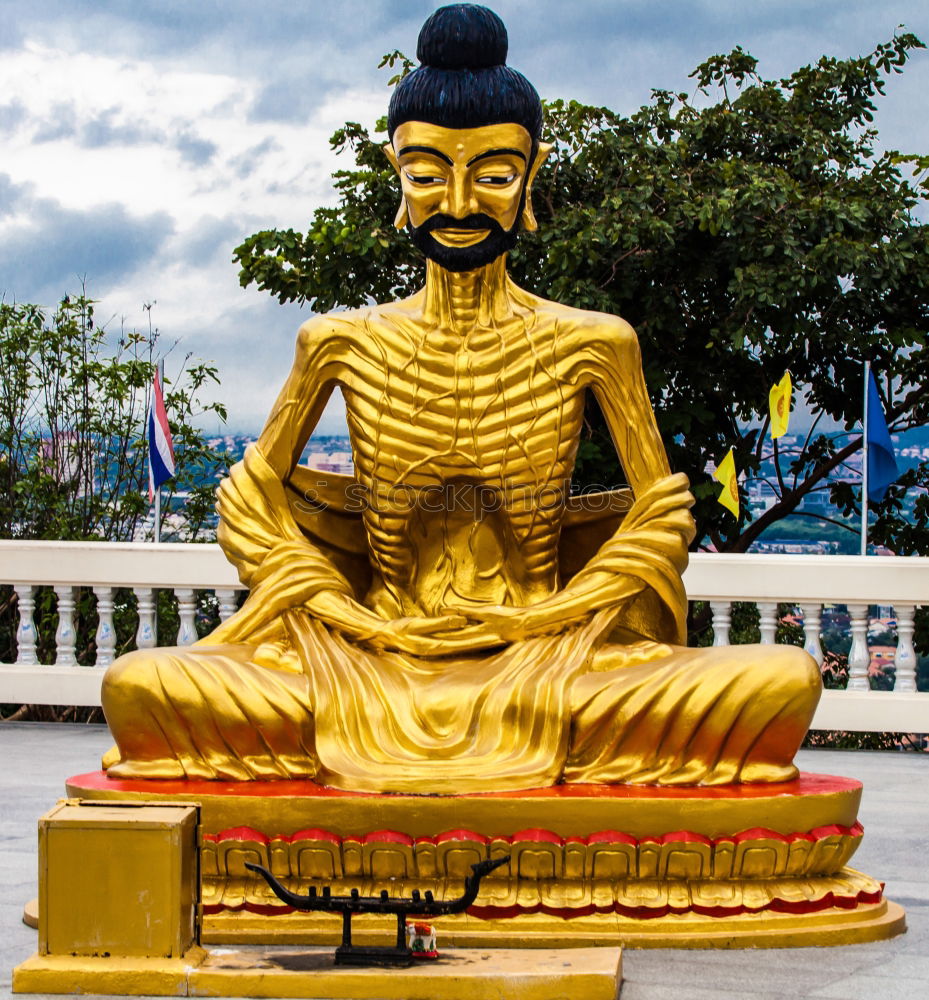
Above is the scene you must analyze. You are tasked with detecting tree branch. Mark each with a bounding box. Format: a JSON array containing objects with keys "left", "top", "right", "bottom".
[{"left": 731, "top": 433, "right": 865, "bottom": 552}]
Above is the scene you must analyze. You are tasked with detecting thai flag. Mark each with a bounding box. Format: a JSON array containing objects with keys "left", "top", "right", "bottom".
[{"left": 148, "top": 371, "right": 175, "bottom": 499}]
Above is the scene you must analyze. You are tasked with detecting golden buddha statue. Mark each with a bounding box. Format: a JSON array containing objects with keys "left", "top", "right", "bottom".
[{"left": 101, "top": 3, "right": 820, "bottom": 794}]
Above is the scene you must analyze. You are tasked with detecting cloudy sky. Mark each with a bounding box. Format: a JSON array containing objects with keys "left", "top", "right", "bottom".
[{"left": 1, "top": 0, "right": 926, "bottom": 432}]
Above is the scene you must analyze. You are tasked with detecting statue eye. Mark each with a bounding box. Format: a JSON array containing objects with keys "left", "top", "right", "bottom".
[
  {"left": 476, "top": 173, "right": 517, "bottom": 186},
  {"left": 405, "top": 171, "right": 443, "bottom": 186}
]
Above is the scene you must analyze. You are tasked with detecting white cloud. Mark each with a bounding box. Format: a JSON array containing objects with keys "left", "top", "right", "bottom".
[{"left": 1, "top": 0, "right": 926, "bottom": 436}]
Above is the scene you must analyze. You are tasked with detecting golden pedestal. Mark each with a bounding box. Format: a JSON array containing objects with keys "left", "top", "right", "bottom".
[
  {"left": 15, "top": 947, "right": 621, "bottom": 999},
  {"left": 61, "top": 770, "right": 905, "bottom": 949},
  {"left": 14, "top": 799, "right": 622, "bottom": 999},
  {"left": 13, "top": 800, "right": 204, "bottom": 996}
]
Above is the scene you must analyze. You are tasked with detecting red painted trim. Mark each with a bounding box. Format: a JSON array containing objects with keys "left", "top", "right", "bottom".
[
  {"left": 463, "top": 883, "right": 883, "bottom": 921},
  {"left": 658, "top": 831, "right": 713, "bottom": 846},
  {"left": 202, "top": 822, "right": 864, "bottom": 849},
  {"left": 730, "top": 827, "right": 789, "bottom": 844},
  {"left": 203, "top": 826, "right": 270, "bottom": 845},
  {"left": 510, "top": 829, "right": 564, "bottom": 845},
  {"left": 434, "top": 829, "right": 491, "bottom": 845},
  {"left": 288, "top": 829, "right": 342, "bottom": 845},
  {"left": 587, "top": 830, "right": 638, "bottom": 846},
  {"left": 218, "top": 881, "right": 883, "bottom": 922},
  {"left": 68, "top": 770, "right": 862, "bottom": 800},
  {"left": 361, "top": 830, "right": 415, "bottom": 846}
]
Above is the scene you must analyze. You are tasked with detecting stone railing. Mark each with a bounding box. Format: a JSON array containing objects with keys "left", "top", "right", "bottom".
[{"left": 1, "top": 541, "right": 927, "bottom": 733}]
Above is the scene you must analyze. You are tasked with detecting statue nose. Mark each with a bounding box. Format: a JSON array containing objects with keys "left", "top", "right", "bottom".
[{"left": 444, "top": 178, "right": 477, "bottom": 219}]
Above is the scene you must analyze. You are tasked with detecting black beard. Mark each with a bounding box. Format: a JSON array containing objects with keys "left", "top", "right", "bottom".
[{"left": 409, "top": 212, "right": 519, "bottom": 272}]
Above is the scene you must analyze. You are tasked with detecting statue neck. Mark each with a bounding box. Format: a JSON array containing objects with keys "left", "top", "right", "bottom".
[{"left": 423, "top": 256, "right": 511, "bottom": 331}]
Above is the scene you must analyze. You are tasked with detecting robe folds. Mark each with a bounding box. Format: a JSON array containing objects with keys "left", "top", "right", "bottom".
[{"left": 101, "top": 445, "right": 821, "bottom": 792}]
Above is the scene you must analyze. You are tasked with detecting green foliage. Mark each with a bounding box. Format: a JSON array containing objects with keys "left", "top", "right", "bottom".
[
  {"left": 0, "top": 293, "right": 233, "bottom": 704},
  {"left": 804, "top": 729, "right": 919, "bottom": 751},
  {"left": 0, "top": 293, "right": 230, "bottom": 542},
  {"left": 234, "top": 33, "right": 929, "bottom": 558}
]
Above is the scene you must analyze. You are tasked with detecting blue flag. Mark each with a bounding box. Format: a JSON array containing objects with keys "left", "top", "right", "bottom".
[{"left": 866, "top": 369, "right": 898, "bottom": 503}]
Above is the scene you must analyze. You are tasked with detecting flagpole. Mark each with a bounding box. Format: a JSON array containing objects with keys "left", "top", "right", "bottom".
[
  {"left": 154, "top": 359, "right": 163, "bottom": 545},
  {"left": 860, "top": 360, "right": 870, "bottom": 556}
]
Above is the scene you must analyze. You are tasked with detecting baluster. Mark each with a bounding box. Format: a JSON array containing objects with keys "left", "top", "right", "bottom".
[
  {"left": 175, "top": 588, "right": 197, "bottom": 646},
  {"left": 14, "top": 585, "right": 37, "bottom": 665},
  {"left": 710, "top": 601, "right": 731, "bottom": 646},
  {"left": 54, "top": 585, "right": 77, "bottom": 666},
  {"left": 893, "top": 604, "right": 917, "bottom": 693},
  {"left": 758, "top": 602, "right": 778, "bottom": 645},
  {"left": 799, "top": 603, "right": 824, "bottom": 666},
  {"left": 93, "top": 586, "right": 117, "bottom": 667},
  {"left": 846, "top": 603, "right": 870, "bottom": 692},
  {"left": 134, "top": 588, "right": 156, "bottom": 649},
  {"left": 216, "top": 588, "right": 238, "bottom": 623}
]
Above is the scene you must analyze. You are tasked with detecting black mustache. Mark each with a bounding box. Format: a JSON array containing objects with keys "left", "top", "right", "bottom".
[{"left": 417, "top": 213, "right": 504, "bottom": 235}]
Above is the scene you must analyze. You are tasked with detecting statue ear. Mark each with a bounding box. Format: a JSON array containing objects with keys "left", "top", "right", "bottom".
[
  {"left": 382, "top": 141, "right": 400, "bottom": 173},
  {"left": 393, "top": 197, "right": 410, "bottom": 229},
  {"left": 520, "top": 141, "right": 553, "bottom": 232},
  {"left": 382, "top": 142, "right": 409, "bottom": 229}
]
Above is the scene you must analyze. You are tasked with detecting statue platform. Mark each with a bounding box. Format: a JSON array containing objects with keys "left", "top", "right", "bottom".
[
  {"left": 13, "top": 945, "right": 622, "bottom": 999},
  {"left": 65, "top": 770, "right": 905, "bottom": 949}
]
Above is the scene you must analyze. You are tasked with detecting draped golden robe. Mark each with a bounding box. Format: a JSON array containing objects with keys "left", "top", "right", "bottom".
[
  {"left": 103, "top": 272, "right": 820, "bottom": 791},
  {"left": 102, "top": 445, "right": 819, "bottom": 792}
]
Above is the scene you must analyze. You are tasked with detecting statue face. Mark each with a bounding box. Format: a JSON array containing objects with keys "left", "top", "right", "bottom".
[{"left": 388, "top": 121, "right": 536, "bottom": 271}]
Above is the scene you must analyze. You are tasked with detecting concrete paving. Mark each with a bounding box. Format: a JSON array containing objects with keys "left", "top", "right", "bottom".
[{"left": 1, "top": 721, "right": 926, "bottom": 999}]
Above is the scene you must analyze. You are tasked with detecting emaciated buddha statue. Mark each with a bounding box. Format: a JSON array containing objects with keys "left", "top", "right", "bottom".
[{"left": 102, "top": 3, "right": 821, "bottom": 794}]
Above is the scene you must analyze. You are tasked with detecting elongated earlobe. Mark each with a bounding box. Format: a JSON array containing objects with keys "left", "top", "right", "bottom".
[
  {"left": 382, "top": 142, "right": 407, "bottom": 229},
  {"left": 521, "top": 141, "right": 553, "bottom": 232},
  {"left": 521, "top": 198, "right": 539, "bottom": 232}
]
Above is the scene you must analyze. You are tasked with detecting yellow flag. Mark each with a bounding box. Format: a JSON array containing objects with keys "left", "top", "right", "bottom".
[
  {"left": 769, "top": 371, "right": 792, "bottom": 439},
  {"left": 714, "top": 448, "right": 740, "bottom": 517}
]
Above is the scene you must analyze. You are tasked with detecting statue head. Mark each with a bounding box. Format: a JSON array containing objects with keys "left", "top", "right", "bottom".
[{"left": 384, "top": 4, "right": 551, "bottom": 272}]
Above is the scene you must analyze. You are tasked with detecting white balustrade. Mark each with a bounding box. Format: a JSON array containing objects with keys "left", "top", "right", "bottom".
[
  {"left": 93, "top": 586, "right": 117, "bottom": 667},
  {"left": 846, "top": 604, "right": 871, "bottom": 692},
  {"left": 894, "top": 604, "right": 918, "bottom": 693},
  {"left": 175, "top": 588, "right": 197, "bottom": 646},
  {"left": 800, "top": 603, "right": 824, "bottom": 667},
  {"left": 53, "top": 586, "right": 77, "bottom": 667},
  {"left": 134, "top": 588, "right": 157, "bottom": 650},
  {"left": 0, "top": 542, "right": 926, "bottom": 732},
  {"left": 216, "top": 588, "right": 238, "bottom": 623},
  {"left": 758, "top": 602, "right": 778, "bottom": 645},
  {"left": 710, "top": 601, "right": 731, "bottom": 646},
  {"left": 14, "top": 585, "right": 37, "bottom": 666}
]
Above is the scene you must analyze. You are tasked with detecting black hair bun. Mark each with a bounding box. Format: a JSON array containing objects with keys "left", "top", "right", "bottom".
[{"left": 416, "top": 4, "right": 508, "bottom": 70}]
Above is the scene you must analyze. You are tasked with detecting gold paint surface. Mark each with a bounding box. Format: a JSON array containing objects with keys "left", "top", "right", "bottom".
[
  {"left": 37, "top": 801, "right": 198, "bottom": 959},
  {"left": 13, "top": 947, "right": 621, "bottom": 999},
  {"left": 200, "top": 866, "right": 882, "bottom": 920},
  {"left": 201, "top": 900, "right": 905, "bottom": 951},
  {"left": 66, "top": 773, "right": 861, "bottom": 839},
  {"left": 387, "top": 122, "right": 537, "bottom": 235},
  {"left": 13, "top": 949, "right": 206, "bottom": 997},
  {"left": 101, "top": 117, "right": 821, "bottom": 793}
]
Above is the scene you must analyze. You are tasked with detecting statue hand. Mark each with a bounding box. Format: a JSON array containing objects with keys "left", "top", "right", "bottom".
[
  {"left": 307, "top": 591, "right": 511, "bottom": 655},
  {"left": 361, "top": 614, "right": 471, "bottom": 655},
  {"left": 446, "top": 603, "right": 577, "bottom": 642}
]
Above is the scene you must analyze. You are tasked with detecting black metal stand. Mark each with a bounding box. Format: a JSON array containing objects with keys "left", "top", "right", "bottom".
[{"left": 245, "top": 855, "right": 509, "bottom": 967}]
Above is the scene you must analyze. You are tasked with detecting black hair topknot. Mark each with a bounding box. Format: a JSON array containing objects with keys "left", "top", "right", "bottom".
[
  {"left": 417, "top": 4, "right": 507, "bottom": 70},
  {"left": 388, "top": 4, "right": 542, "bottom": 142}
]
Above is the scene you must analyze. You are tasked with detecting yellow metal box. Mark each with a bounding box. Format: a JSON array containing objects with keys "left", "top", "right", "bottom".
[{"left": 38, "top": 800, "right": 198, "bottom": 958}]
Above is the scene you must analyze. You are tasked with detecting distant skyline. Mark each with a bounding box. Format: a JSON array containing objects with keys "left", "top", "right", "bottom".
[{"left": 1, "top": 0, "right": 927, "bottom": 433}]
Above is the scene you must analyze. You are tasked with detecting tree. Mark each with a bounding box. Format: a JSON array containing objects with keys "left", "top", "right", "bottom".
[
  {"left": 0, "top": 293, "right": 229, "bottom": 543},
  {"left": 234, "top": 36, "right": 929, "bottom": 558},
  {"left": 0, "top": 293, "right": 232, "bottom": 703}
]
